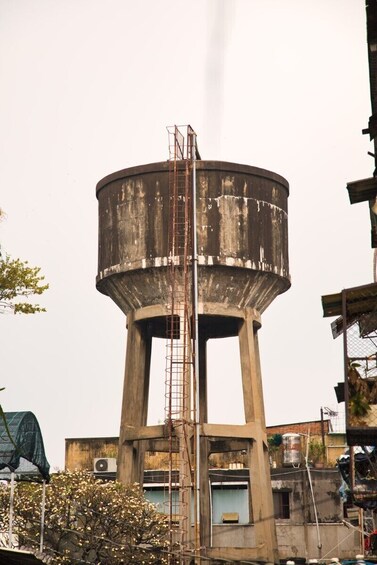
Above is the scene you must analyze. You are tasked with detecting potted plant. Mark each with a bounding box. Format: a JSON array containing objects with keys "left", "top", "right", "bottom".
[
  {"left": 308, "top": 440, "right": 326, "bottom": 468},
  {"left": 267, "top": 434, "right": 283, "bottom": 467}
]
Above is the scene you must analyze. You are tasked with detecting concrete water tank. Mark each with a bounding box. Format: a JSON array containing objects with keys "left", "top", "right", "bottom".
[
  {"left": 96, "top": 158, "right": 290, "bottom": 563},
  {"left": 96, "top": 160, "right": 290, "bottom": 326}
]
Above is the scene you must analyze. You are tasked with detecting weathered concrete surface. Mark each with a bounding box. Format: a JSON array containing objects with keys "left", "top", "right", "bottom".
[
  {"left": 210, "top": 524, "right": 359, "bottom": 561},
  {"left": 271, "top": 468, "right": 343, "bottom": 525},
  {"left": 96, "top": 161, "right": 290, "bottom": 318},
  {"left": 95, "top": 160, "right": 291, "bottom": 564},
  {"left": 65, "top": 434, "right": 360, "bottom": 560},
  {"left": 65, "top": 437, "right": 118, "bottom": 471}
]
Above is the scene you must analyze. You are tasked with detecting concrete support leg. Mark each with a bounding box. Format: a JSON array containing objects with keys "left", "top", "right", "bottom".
[
  {"left": 118, "top": 313, "right": 152, "bottom": 485},
  {"left": 198, "top": 337, "right": 211, "bottom": 554},
  {"left": 239, "top": 309, "right": 278, "bottom": 563},
  {"left": 199, "top": 437, "right": 210, "bottom": 554},
  {"left": 195, "top": 336, "right": 212, "bottom": 554},
  {"left": 198, "top": 336, "right": 208, "bottom": 424}
]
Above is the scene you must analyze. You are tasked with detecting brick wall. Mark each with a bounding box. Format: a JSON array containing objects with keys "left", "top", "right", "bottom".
[{"left": 267, "top": 419, "right": 329, "bottom": 437}]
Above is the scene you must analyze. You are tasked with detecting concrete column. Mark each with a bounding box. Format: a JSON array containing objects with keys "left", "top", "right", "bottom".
[
  {"left": 198, "top": 335, "right": 208, "bottom": 424},
  {"left": 239, "top": 311, "right": 265, "bottom": 425},
  {"left": 117, "top": 312, "right": 152, "bottom": 485},
  {"left": 239, "top": 309, "right": 278, "bottom": 563},
  {"left": 198, "top": 335, "right": 210, "bottom": 553},
  {"left": 199, "top": 436, "right": 211, "bottom": 554}
]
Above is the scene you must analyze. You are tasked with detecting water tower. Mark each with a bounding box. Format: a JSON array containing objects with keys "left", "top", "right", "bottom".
[{"left": 96, "top": 126, "right": 290, "bottom": 563}]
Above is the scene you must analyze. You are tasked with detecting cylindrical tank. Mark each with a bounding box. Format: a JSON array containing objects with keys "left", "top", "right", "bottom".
[
  {"left": 96, "top": 161, "right": 290, "bottom": 330},
  {"left": 282, "top": 433, "right": 301, "bottom": 466}
]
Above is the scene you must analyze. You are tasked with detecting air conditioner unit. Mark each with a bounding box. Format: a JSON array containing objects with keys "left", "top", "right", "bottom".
[
  {"left": 93, "top": 458, "right": 117, "bottom": 473},
  {"left": 222, "top": 512, "right": 239, "bottom": 524}
]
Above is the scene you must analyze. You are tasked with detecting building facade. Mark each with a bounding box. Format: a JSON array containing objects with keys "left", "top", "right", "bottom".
[{"left": 65, "top": 425, "right": 363, "bottom": 561}]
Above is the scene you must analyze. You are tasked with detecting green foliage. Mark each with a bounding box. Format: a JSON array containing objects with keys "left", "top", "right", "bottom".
[
  {"left": 0, "top": 470, "right": 169, "bottom": 564},
  {"left": 0, "top": 253, "right": 48, "bottom": 313},
  {"left": 350, "top": 391, "right": 371, "bottom": 418},
  {"left": 268, "top": 434, "right": 283, "bottom": 448},
  {"left": 308, "top": 440, "right": 326, "bottom": 464}
]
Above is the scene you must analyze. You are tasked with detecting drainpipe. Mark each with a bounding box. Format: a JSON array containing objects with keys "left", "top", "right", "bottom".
[
  {"left": 305, "top": 432, "right": 322, "bottom": 556},
  {"left": 191, "top": 129, "right": 201, "bottom": 558}
]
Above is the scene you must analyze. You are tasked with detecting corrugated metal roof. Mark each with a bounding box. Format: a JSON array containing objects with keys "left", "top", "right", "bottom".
[
  {"left": 321, "top": 282, "right": 377, "bottom": 318},
  {"left": 347, "top": 177, "right": 377, "bottom": 204}
]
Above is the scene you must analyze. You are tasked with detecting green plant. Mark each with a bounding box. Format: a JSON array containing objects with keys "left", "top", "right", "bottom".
[
  {"left": 0, "top": 471, "right": 168, "bottom": 564},
  {"left": 0, "top": 253, "right": 48, "bottom": 313},
  {"left": 350, "top": 391, "right": 371, "bottom": 418},
  {"left": 268, "top": 434, "right": 283, "bottom": 449},
  {"left": 267, "top": 434, "right": 283, "bottom": 467},
  {"left": 308, "top": 440, "right": 326, "bottom": 464}
]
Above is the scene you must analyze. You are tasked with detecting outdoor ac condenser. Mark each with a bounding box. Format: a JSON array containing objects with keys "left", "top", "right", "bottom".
[{"left": 93, "top": 457, "right": 117, "bottom": 473}]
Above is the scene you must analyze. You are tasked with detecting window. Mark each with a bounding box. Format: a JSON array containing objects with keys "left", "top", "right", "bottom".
[
  {"left": 273, "top": 491, "right": 290, "bottom": 519},
  {"left": 212, "top": 484, "right": 249, "bottom": 524}
]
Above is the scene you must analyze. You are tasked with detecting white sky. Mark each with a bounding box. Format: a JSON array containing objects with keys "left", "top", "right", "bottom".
[{"left": 0, "top": 0, "right": 373, "bottom": 471}]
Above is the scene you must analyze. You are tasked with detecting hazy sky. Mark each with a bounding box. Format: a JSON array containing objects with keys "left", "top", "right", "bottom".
[{"left": 0, "top": 0, "right": 373, "bottom": 471}]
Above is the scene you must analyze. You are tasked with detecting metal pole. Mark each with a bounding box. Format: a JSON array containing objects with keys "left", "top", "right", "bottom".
[
  {"left": 8, "top": 471, "right": 15, "bottom": 548},
  {"left": 191, "top": 130, "right": 201, "bottom": 557},
  {"left": 320, "top": 407, "right": 325, "bottom": 448},
  {"left": 40, "top": 480, "right": 46, "bottom": 553},
  {"left": 350, "top": 446, "right": 355, "bottom": 496},
  {"left": 360, "top": 508, "right": 364, "bottom": 555},
  {"left": 304, "top": 431, "right": 322, "bottom": 554}
]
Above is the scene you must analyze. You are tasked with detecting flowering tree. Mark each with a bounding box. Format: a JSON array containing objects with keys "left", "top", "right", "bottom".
[
  {"left": 0, "top": 471, "right": 169, "bottom": 564},
  {"left": 0, "top": 253, "right": 48, "bottom": 314},
  {"left": 0, "top": 209, "right": 48, "bottom": 314}
]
